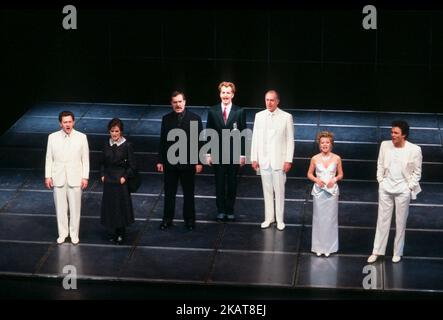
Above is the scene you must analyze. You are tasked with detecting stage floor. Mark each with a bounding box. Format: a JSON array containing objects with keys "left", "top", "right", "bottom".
[{"left": 0, "top": 102, "right": 442, "bottom": 299}]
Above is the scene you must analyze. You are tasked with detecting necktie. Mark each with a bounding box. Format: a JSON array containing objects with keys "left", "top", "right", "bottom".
[{"left": 223, "top": 107, "right": 227, "bottom": 124}]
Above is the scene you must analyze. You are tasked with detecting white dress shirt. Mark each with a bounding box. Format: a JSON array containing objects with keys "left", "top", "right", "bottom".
[
  {"left": 383, "top": 146, "right": 409, "bottom": 193},
  {"left": 221, "top": 102, "right": 232, "bottom": 121}
]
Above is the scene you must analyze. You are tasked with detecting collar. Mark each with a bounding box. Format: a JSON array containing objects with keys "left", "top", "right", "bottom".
[
  {"left": 109, "top": 136, "right": 126, "bottom": 147},
  {"left": 176, "top": 110, "right": 186, "bottom": 118},
  {"left": 266, "top": 108, "right": 279, "bottom": 116},
  {"left": 221, "top": 102, "right": 232, "bottom": 110},
  {"left": 61, "top": 129, "right": 75, "bottom": 138},
  {"left": 390, "top": 140, "right": 407, "bottom": 149}
]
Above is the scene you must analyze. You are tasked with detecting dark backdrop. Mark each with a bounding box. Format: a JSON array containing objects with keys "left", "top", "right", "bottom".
[{"left": 1, "top": 6, "right": 442, "bottom": 133}]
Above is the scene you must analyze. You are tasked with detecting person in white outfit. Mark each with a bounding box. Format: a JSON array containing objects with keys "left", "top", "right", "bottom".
[
  {"left": 45, "top": 111, "right": 90, "bottom": 245},
  {"left": 251, "top": 90, "right": 294, "bottom": 231},
  {"left": 368, "top": 120, "right": 422, "bottom": 264},
  {"left": 307, "top": 131, "right": 343, "bottom": 257}
]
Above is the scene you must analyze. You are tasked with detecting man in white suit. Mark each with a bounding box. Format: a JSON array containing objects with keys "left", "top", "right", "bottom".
[
  {"left": 45, "top": 111, "right": 90, "bottom": 245},
  {"left": 251, "top": 90, "right": 294, "bottom": 231},
  {"left": 368, "top": 120, "right": 422, "bottom": 263}
]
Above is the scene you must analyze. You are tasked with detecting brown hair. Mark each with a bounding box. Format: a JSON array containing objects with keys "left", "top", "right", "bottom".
[
  {"left": 316, "top": 131, "right": 335, "bottom": 146},
  {"left": 392, "top": 120, "right": 409, "bottom": 138},
  {"left": 108, "top": 118, "right": 124, "bottom": 132},
  {"left": 58, "top": 111, "right": 75, "bottom": 122},
  {"left": 218, "top": 81, "right": 236, "bottom": 94},
  {"left": 171, "top": 90, "right": 186, "bottom": 100}
]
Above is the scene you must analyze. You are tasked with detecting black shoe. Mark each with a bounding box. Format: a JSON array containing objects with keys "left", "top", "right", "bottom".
[
  {"left": 159, "top": 221, "right": 172, "bottom": 230},
  {"left": 186, "top": 224, "right": 195, "bottom": 231},
  {"left": 226, "top": 214, "right": 235, "bottom": 222},
  {"left": 216, "top": 213, "right": 226, "bottom": 222}
]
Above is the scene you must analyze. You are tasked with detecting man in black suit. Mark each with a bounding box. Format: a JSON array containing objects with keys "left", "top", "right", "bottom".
[
  {"left": 206, "top": 81, "right": 246, "bottom": 222},
  {"left": 156, "top": 91, "right": 203, "bottom": 231}
]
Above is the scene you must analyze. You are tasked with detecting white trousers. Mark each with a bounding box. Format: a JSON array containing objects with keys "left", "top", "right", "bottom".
[
  {"left": 53, "top": 184, "right": 82, "bottom": 241},
  {"left": 372, "top": 186, "right": 411, "bottom": 257},
  {"left": 260, "top": 167, "right": 286, "bottom": 224}
]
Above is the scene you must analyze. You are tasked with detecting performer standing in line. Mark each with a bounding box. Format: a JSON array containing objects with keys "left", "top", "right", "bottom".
[
  {"left": 307, "top": 131, "right": 343, "bottom": 257},
  {"left": 156, "top": 91, "right": 203, "bottom": 231},
  {"left": 206, "top": 81, "right": 246, "bottom": 222},
  {"left": 368, "top": 120, "right": 422, "bottom": 264},
  {"left": 45, "top": 111, "right": 89, "bottom": 245},
  {"left": 100, "top": 118, "right": 136, "bottom": 245},
  {"left": 250, "top": 90, "right": 294, "bottom": 231}
]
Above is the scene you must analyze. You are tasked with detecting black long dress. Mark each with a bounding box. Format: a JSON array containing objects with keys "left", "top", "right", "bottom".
[{"left": 100, "top": 139, "right": 135, "bottom": 229}]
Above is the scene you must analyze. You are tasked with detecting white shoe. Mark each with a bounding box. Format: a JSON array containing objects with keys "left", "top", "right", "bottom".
[
  {"left": 392, "top": 255, "right": 401, "bottom": 263},
  {"left": 367, "top": 254, "right": 378, "bottom": 263},
  {"left": 325, "top": 253, "right": 330, "bottom": 257},
  {"left": 276, "top": 222, "right": 285, "bottom": 231},
  {"left": 260, "top": 220, "right": 275, "bottom": 229},
  {"left": 56, "top": 236, "right": 66, "bottom": 244},
  {"left": 71, "top": 238, "right": 79, "bottom": 245},
  {"left": 316, "top": 252, "right": 321, "bottom": 257}
]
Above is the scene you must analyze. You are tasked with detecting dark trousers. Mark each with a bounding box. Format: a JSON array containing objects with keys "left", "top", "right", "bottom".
[
  {"left": 214, "top": 164, "right": 239, "bottom": 215},
  {"left": 163, "top": 168, "right": 196, "bottom": 224},
  {"left": 115, "top": 227, "right": 125, "bottom": 237}
]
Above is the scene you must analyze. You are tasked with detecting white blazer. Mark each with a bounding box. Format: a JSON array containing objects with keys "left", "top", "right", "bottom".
[
  {"left": 376, "top": 140, "right": 422, "bottom": 199},
  {"left": 45, "top": 129, "right": 90, "bottom": 187},
  {"left": 250, "top": 108, "right": 295, "bottom": 170}
]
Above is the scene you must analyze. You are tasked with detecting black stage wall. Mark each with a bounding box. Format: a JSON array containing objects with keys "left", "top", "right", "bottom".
[{"left": 2, "top": 6, "right": 443, "bottom": 133}]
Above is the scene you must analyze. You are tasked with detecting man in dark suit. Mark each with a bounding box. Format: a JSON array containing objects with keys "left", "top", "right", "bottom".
[
  {"left": 206, "top": 82, "right": 246, "bottom": 222},
  {"left": 156, "top": 91, "right": 203, "bottom": 231}
]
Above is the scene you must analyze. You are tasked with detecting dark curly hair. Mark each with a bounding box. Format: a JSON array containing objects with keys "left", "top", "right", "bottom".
[{"left": 107, "top": 118, "right": 124, "bottom": 132}]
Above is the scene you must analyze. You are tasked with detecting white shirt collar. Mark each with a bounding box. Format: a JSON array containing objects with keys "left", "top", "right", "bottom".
[
  {"left": 109, "top": 136, "right": 126, "bottom": 147},
  {"left": 61, "top": 129, "right": 75, "bottom": 138},
  {"left": 266, "top": 108, "right": 279, "bottom": 116},
  {"left": 221, "top": 102, "right": 232, "bottom": 112}
]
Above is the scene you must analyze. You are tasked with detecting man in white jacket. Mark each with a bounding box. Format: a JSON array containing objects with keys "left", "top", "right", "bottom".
[
  {"left": 45, "top": 111, "right": 90, "bottom": 245},
  {"left": 251, "top": 90, "right": 294, "bottom": 231},
  {"left": 368, "top": 120, "right": 422, "bottom": 263}
]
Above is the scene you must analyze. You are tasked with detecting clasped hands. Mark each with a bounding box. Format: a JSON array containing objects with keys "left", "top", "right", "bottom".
[
  {"left": 45, "top": 178, "right": 89, "bottom": 190},
  {"left": 315, "top": 178, "right": 336, "bottom": 189},
  {"left": 252, "top": 161, "right": 292, "bottom": 173}
]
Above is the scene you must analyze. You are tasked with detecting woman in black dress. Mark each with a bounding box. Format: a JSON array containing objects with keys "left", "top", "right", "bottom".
[{"left": 101, "top": 118, "right": 136, "bottom": 244}]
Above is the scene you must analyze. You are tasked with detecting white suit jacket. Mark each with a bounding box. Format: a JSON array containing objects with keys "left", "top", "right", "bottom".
[
  {"left": 250, "top": 108, "right": 295, "bottom": 170},
  {"left": 376, "top": 140, "right": 422, "bottom": 199},
  {"left": 45, "top": 129, "right": 90, "bottom": 187}
]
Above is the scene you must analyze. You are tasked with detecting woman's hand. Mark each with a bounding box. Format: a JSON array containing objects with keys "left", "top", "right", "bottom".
[
  {"left": 326, "top": 181, "right": 335, "bottom": 188},
  {"left": 120, "top": 177, "right": 126, "bottom": 184},
  {"left": 315, "top": 178, "right": 325, "bottom": 188}
]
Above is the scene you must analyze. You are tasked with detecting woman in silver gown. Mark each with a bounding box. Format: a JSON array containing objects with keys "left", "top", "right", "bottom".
[{"left": 307, "top": 131, "right": 344, "bottom": 257}]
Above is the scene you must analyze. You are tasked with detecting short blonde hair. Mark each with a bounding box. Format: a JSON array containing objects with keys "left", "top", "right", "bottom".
[
  {"left": 218, "top": 81, "right": 236, "bottom": 94},
  {"left": 316, "top": 131, "right": 335, "bottom": 146}
]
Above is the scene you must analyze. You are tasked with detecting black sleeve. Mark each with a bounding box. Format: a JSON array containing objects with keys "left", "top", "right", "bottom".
[
  {"left": 124, "top": 142, "right": 137, "bottom": 179},
  {"left": 100, "top": 143, "right": 106, "bottom": 177},
  {"left": 198, "top": 116, "right": 204, "bottom": 165},
  {"left": 205, "top": 109, "right": 214, "bottom": 154},
  {"left": 158, "top": 116, "right": 166, "bottom": 164},
  {"left": 239, "top": 108, "right": 247, "bottom": 156},
  {"left": 206, "top": 108, "right": 215, "bottom": 131}
]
